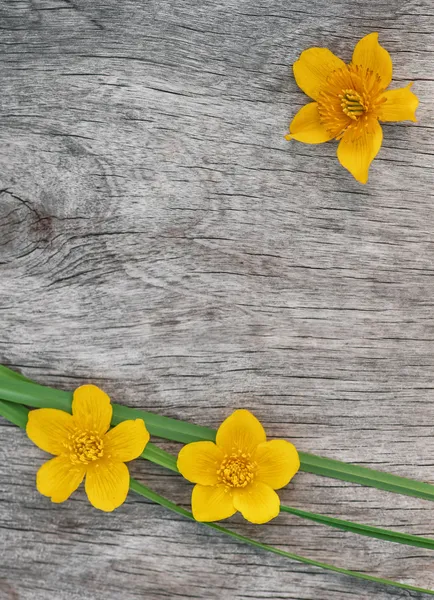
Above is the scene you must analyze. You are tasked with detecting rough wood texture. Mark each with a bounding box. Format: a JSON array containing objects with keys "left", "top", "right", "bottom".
[{"left": 1, "top": 0, "right": 434, "bottom": 598}]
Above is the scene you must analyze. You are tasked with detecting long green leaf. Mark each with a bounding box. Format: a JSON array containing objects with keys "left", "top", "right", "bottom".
[
  {"left": 142, "top": 442, "right": 178, "bottom": 471},
  {"left": 0, "top": 378, "right": 73, "bottom": 411},
  {"left": 0, "top": 399, "right": 29, "bottom": 428},
  {"left": 2, "top": 398, "right": 434, "bottom": 553},
  {"left": 129, "top": 478, "right": 434, "bottom": 597},
  {"left": 296, "top": 452, "right": 434, "bottom": 501},
  {"left": 280, "top": 505, "right": 434, "bottom": 550},
  {"left": 0, "top": 377, "right": 215, "bottom": 441},
  {"left": 2, "top": 373, "right": 434, "bottom": 502},
  {"left": 0, "top": 365, "right": 33, "bottom": 382}
]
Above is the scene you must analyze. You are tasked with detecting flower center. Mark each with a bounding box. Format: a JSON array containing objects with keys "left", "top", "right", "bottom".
[
  {"left": 67, "top": 430, "right": 104, "bottom": 464},
  {"left": 340, "top": 89, "right": 366, "bottom": 120},
  {"left": 217, "top": 450, "right": 256, "bottom": 488},
  {"left": 317, "top": 64, "right": 387, "bottom": 139}
]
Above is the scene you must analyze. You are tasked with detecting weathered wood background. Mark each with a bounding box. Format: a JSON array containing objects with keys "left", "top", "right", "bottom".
[{"left": 1, "top": 0, "right": 434, "bottom": 598}]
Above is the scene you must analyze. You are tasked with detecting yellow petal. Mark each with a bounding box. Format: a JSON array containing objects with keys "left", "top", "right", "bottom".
[
  {"left": 85, "top": 460, "right": 130, "bottom": 512},
  {"left": 352, "top": 32, "right": 392, "bottom": 88},
  {"left": 177, "top": 441, "right": 223, "bottom": 485},
  {"left": 72, "top": 385, "right": 112, "bottom": 436},
  {"left": 104, "top": 419, "right": 150, "bottom": 462},
  {"left": 37, "top": 455, "right": 85, "bottom": 503},
  {"left": 378, "top": 84, "right": 419, "bottom": 122},
  {"left": 26, "top": 408, "right": 75, "bottom": 455},
  {"left": 337, "top": 120, "right": 383, "bottom": 184},
  {"left": 293, "top": 48, "right": 346, "bottom": 100},
  {"left": 287, "top": 102, "right": 334, "bottom": 144},
  {"left": 191, "top": 484, "right": 236, "bottom": 522},
  {"left": 216, "top": 409, "right": 266, "bottom": 455},
  {"left": 254, "top": 440, "right": 300, "bottom": 490},
  {"left": 233, "top": 481, "right": 280, "bottom": 524}
]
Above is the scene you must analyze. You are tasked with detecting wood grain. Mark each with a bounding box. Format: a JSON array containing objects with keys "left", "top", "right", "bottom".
[{"left": 1, "top": 0, "right": 434, "bottom": 598}]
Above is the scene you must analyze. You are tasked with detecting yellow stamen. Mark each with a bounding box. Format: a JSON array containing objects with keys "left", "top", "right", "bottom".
[
  {"left": 317, "top": 64, "right": 387, "bottom": 139},
  {"left": 217, "top": 449, "right": 256, "bottom": 488},
  {"left": 340, "top": 89, "right": 365, "bottom": 119},
  {"left": 67, "top": 429, "right": 104, "bottom": 464}
]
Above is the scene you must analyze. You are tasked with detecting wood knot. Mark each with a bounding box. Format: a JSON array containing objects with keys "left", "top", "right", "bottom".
[
  {"left": 0, "top": 190, "right": 55, "bottom": 254},
  {"left": 30, "top": 215, "right": 54, "bottom": 243}
]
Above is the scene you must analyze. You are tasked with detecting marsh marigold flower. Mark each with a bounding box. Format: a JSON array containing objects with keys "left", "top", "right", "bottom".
[
  {"left": 177, "top": 409, "right": 299, "bottom": 524},
  {"left": 286, "top": 33, "right": 419, "bottom": 183},
  {"left": 26, "top": 385, "right": 149, "bottom": 512}
]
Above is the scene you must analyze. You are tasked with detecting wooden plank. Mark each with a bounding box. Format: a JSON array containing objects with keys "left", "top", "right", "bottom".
[{"left": 1, "top": 0, "right": 434, "bottom": 597}]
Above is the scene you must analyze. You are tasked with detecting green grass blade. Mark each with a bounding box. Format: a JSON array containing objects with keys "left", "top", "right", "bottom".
[
  {"left": 0, "top": 378, "right": 217, "bottom": 442},
  {"left": 2, "top": 398, "right": 434, "bottom": 553},
  {"left": 2, "top": 374, "right": 434, "bottom": 503},
  {"left": 299, "top": 452, "right": 434, "bottom": 502},
  {"left": 129, "top": 478, "right": 434, "bottom": 597},
  {"left": 0, "top": 365, "right": 34, "bottom": 382},
  {"left": 280, "top": 505, "right": 434, "bottom": 550},
  {"left": 0, "top": 378, "right": 73, "bottom": 411},
  {"left": 0, "top": 399, "right": 29, "bottom": 428},
  {"left": 142, "top": 442, "right": 178, "bottom": 471},
  {"left": 112, "top": 403, "right": 216, "bottom": 442}
]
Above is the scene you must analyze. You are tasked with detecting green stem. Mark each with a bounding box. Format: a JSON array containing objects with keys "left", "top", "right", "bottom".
[
  {"left": 129, "top": 478, "right": 434, "bottom": 597},
  {"left": 2, "top": 398, "right": 434, "bottom": 552},
  {"left": 2, "top": 373, "right": 434, "bottom": 503}
]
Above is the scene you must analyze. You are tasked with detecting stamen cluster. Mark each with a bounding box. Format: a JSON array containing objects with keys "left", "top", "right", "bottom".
[
  {"left": 317, "top": 64, "right": 387, "bottom": 140},
  {"left": 217, "top": 449, "right": 257, "bottom": 488},
  {"left": 67, "top": 429, "right": 104, "bottom": 464}
]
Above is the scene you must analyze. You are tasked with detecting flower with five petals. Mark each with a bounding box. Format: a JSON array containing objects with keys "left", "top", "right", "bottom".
[
  {"left": 177, "top": 409, "right": 300, "bottom": 524},
  {"left": 286, "top": 33, "right": 419, "bottom": 183},
  {"left": 26, "top": 384, "right": 149, "bottom": 511}
]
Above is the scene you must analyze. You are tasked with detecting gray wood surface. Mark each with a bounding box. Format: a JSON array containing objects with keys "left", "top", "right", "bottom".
[{"left": 1, "top": 0, "right": 434, "bottom": 598}]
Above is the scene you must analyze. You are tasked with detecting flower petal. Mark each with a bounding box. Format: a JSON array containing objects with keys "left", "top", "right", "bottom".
[
  {"left": 378, "top": 84, "right": 419, "bottom": 122},
  {"left": 85, "top": 460, "right": 130, "bottom": 512},
  {"left": 191, "top": 484, "right": 236, "bottom": 522},
  {"left": 177, "top": 441, "right": 223, "bottom": 485},
  {"left": 72, "top": 385, "right": 112, "bottom": 436},
  {"left": 254, "top": 440, "right": 300, "bottom": 490},
  {"left": 337, "top": 120, "right": 383, "bottom": 184},
  {"left": 293, "top": 48, "right": 346, "bottom": 100},
  {"left": 27, "top": 408, "right": 75, "bottom": 455},
  {"left": 352, "top": 32, "right": 392, "bottom": 88},
  {"left": 104, "top": 419, "right": 150, "bottom": 462},
  {"left": 37, "top": 455, "right": 85, "bottom": 503},
  {"left": 216, "top": 409, "right": 266, "bottom": 455},
  {"left": 287, "top": 102, "right": 334, "bottom": 144},
  {"left": 233, "top": 481, "right": 280, "bottom": 524}
]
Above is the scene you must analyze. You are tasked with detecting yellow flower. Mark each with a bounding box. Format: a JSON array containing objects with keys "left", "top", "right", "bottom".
[
  {"left": 177, "top": 409, "right": 300, "bottom": 524},
  {"left": 286, "top": 32, "right": 419, "bottom": 183},
  {"left": 26, "top": 385, "right": 149, "bottom": 512}
]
